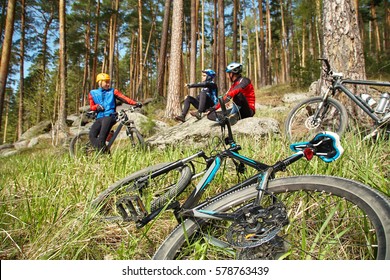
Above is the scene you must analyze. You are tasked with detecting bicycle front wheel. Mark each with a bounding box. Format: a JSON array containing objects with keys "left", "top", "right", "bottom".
[
  {"left": 285, "top": 97, "right": 348, "bottom": 141},
  {"left": 69, "top": 131, "right": 95, "bottom": 158},
  {"left": 128, "top": 127, "right": 145, "bottom": 148},
  {"left": 153, "top": 176, "right": 390, "bottom": 260}
]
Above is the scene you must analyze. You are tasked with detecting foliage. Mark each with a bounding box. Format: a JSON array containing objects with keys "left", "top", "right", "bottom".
[
  {"left": 1, "top": 0, "right": 390, "bottom": 142},
  {"left": 0, "top": 129, "right": 388, "bottom": 259}
]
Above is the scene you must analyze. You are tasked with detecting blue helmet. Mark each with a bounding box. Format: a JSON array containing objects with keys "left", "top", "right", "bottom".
[
  {"left": 202, "top": 69, "right": 216, "bottom": 79},
  {"left": 226, "top": 62, "right": 242, "bottom": 74}
]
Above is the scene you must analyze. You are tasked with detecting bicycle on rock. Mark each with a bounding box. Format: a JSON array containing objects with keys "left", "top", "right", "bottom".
[
  {"left": 92, "top": 98, "right": 390, "bottom": 260},
  {"left": 285, "top": 58, "right": 390, "bottom": 141},
  {"left": 69, "top": 105, "right": 144, "bottom": 158}
]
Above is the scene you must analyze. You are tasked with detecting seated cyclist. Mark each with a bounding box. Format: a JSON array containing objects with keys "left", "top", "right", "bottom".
[
  {"left": 207, "top": 62, "right": 255, "bottom": 123},
  {"left": 174, "top": 69, "right": 218, "bottom": 122},
  {"left": 88, "top": 73, "right": 142, "bottom": 153}
]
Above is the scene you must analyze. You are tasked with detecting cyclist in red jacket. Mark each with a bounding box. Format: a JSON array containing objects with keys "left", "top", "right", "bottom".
[
  {"left": 208, "top": 62, "right": 255, "bottom": 123},
  {"left": 88, "top": 73, "right": 142, "bottom": 152}
]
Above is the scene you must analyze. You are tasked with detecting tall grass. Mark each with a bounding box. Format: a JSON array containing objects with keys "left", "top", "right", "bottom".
[{"left": 0, "top": 130, "right": 388, "bottom": 259}]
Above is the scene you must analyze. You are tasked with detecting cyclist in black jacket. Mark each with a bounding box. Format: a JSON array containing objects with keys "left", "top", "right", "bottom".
[{"left": 174, "top": 69, "right": 218, "bottom": 122}]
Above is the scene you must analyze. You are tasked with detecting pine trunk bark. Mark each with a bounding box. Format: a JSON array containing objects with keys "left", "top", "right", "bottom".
[
  {"left": 258, "top": 0, "right": 266, "bottom": 86},
  {"left": 18, "top": 0, "right": 26, "bottom": 140},
  {"left": 189, "top": 0, "right": 198, "bottom": 97},
  {"left": 157, "top": 0, "right": 171, "bottom": 98},
  {"left": 165, "top": 0, "right": 184, "bottom": 118},
  {"left": 91, "top": 0, "right": 100, "bottom": 89},
  {"left": 0, "top": 0, "right": 16, "bottom": 132},
  {"left": 266, "top": 0, "right": 272, "bottom": 85},
  {"left": 137, "top": 0, "right": 143, "bottom": 96},
  {"left": 322, "top": 0, "right": 366, "bottom": 117},
  {"left": 217, "top": 0, "right": 226, "bottom": 93},
  {"left": 55, "top": 0, "right": 68, "bottom": 143}
]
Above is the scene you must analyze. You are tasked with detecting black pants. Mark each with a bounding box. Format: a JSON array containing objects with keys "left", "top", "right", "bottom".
[
  {"left": 207, "top": 93, "right": 254, "bottom": 121},
  {"left": 180, "top": 92, "right": 215, "bottom": 117},
  {"left": 89, "top": 115, "right": 116, "bottom": 151}
]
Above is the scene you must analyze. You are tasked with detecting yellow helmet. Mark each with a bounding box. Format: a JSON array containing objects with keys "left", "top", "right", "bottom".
[{"left": 96, "top": 73, "right": 110, "bottom": 83}]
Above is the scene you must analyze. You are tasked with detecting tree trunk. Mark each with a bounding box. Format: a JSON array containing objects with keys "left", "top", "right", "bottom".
[
  {"left": 322, "top": 0, "right": 366, "bottom": 117},
  {"left": 36, "top": 8, "right": 54, "bottom": 123},
  {"left": 165, "top": 0, "right": 184, "bottom": 118},
  {"left": 258, "top": 0, "right": 266, "bottom": 86},
  {"left": 0, "top": 0, "right": 16, "bottom": 133},
  {"left": 55, "top": 0, "right": 68, "bottom": 143},
  {"left": 217, "top": 0, "right": 226, "bottom": 93},
  {"left": 109, "top": 0, "right": 119, "bottom": 80},
  {"left": 18, "top": 0, "right": 26, "bottom": 140},
  {"left": 266, "top": 0, "right": 272, "bottom": 85},
  {"left": 82, "top": 2, "right": 91, "bottom": 108},
  {"left": 385, "top": 0, "right": 390, "bottom": 52},
  {"left": 157, "top": 0, "right": 171, "bottom": 98},
  {"left": 189, "top": 0, "right": 198, "bottom": 97},
  {"left": 91, "top": 0, "right": 100, "bottom": 89},
  {"left": 370, "top": 0, "right": 381, "bottom": 55},
  {"left": 3, "top": 93, "right": 9, "bottom": 143},
  {"left": 137, "top": 0, "right": 143, "bottom": 96},
  {"left": 232, "top": 0, "right": 239, "bottom": 62},
  {"left": 201, "top": 0, "right": 205, "bottom": 69},
  {"left": 279, "top": 0, "right": 289, "bottom": 83},
  {"left": 213, "top": 0, "right": 217, "bottom": 71}
]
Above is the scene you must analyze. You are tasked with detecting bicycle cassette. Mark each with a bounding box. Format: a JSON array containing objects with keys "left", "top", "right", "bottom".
[{"left": 226, "top": 203, "right": 288, "bottom": 248}]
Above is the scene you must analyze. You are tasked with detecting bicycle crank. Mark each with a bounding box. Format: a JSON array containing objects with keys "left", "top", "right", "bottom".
[{"left": 226, "top": 203, "right": 288, "bottom": 248}]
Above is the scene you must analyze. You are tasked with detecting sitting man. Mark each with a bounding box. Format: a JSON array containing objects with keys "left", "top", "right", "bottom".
[
  {"left": 207, "top": 62, "right": 255, "bottom": 123},
  {"left": 174, "top": 69, "right": 218, "bottom": 122}
]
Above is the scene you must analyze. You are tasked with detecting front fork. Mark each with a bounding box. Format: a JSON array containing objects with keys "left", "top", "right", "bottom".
[{"left": 311, "top": 87, "right": 331, "bottom": 124}]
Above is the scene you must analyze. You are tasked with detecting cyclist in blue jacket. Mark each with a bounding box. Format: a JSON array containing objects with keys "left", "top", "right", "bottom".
[
  {"left": 174, "top": 69, "right": 218, "bottom": 122},
  {"left": 88, "top": 73, "right": 142, "bottom": 152}
]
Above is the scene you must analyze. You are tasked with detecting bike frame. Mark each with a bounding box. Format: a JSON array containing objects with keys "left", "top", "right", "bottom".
[
  {"left": 316, "top": 58, "right": 390, "bottom": 127},
  {"left": 186, "top": 151, "right": 305, "bottom": 221},
  {"left": 327, "top": 77, "right": 390, "bottom": 125},
  {"left": 133, "top": 100, "right": 271, "bottom": 227},
  {"left": 106, "top": 109, "right": 138, "bottom": 150},
  {"left": 133, "top": 141, "right": 270, "bottom": 226}
]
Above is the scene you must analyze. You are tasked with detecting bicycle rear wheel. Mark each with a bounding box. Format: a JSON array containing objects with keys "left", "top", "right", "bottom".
[
  {"left": 153, "top": 176, "right": 390, "bottom": 260},
  {"left": 285, "top": 97, "right": 348, "bottom": 141},
  {"left": 92, "top": 162, "right": 193, "bottom": 220},
  {"left": 69, "top": 131, "right": 95, "bottom": 158}
]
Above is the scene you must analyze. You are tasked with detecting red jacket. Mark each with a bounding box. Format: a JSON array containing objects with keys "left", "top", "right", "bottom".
[{"left": 216, "top": 77, "right": 256, "bottom": 112}]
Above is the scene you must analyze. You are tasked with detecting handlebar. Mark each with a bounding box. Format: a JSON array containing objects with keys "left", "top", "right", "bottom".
[
  {"left": 289, "top": 131, "right": 344, "bottom": 163},
  {"left": 318, "top": 58, "right": 344, "bottom": 79}
]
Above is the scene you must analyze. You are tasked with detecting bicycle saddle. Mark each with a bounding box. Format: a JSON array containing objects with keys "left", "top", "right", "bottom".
[{"left": 290, "top": 131, "right": 344, "bottom": 163}]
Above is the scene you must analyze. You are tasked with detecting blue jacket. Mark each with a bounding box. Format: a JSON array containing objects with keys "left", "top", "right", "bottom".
[{"left": 89, "top": 88, "right": 117, "bottom": 119}]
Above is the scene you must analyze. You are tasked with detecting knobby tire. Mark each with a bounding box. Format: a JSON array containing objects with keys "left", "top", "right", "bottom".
[{"left": 153, "top": 176, "right": 390, "bottom": 260}]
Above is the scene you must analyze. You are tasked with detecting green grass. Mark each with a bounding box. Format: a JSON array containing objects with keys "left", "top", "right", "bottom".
[{"left": 0, "top": 129, "right": 388, "bottom": 260}]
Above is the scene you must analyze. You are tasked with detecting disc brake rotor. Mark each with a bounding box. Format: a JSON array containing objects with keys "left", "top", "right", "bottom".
[{"left": 305, "top": 115, "right": 321, "bottom": 129}]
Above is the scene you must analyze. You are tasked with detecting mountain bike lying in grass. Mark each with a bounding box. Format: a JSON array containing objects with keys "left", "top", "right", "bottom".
[
  {"left": 285, "top": 58, "right": 390, "bottom": 141},
  {"left": 69, "top": 105, "right": 144, "bottom": 158},
  {"left": 92, "top": 99, "right": 390, "bottom": 260}
]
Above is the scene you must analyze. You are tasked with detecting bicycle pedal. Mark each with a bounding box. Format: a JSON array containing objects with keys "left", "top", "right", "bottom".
[{"left": 116, "top": 196, "right": 148, "bottom": 223}]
